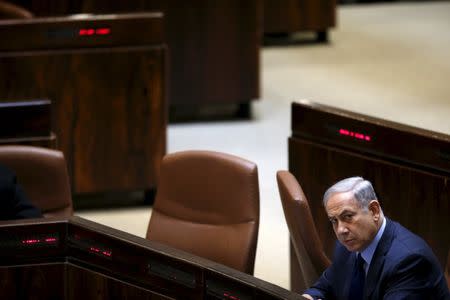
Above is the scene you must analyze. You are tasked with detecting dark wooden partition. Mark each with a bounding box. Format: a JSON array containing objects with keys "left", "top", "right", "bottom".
[
  {"left": 0, "top": 13, "right": 167, "bottom": 195},
  {"left": 0, "top": 99, "right": 56, "bottom": 148},
  {"left": 263, "top": 0, "right": 336, "bottom": 41},
  {"left": 289, "top": 100, "right": 450, "bottom": 292},
  {"left": 8, "top": 0, "right": 261, "bottom": 119},
  {"left": 0, "top": 217, "right": 305, "bottom": 300}
]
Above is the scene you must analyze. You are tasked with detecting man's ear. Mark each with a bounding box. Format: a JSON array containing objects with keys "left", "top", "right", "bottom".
[{"left": 368, "top": 200, "right": 381, "bottom": 221}]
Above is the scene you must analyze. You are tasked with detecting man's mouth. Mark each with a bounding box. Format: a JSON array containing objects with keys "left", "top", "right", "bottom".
[{"left": 344, "top": 239, "right": 354, "bottom": 245}]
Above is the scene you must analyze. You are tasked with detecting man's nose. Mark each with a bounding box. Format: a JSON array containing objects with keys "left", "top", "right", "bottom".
[{"left": 337, "top": 221, "right": 348, "bottom": 235}]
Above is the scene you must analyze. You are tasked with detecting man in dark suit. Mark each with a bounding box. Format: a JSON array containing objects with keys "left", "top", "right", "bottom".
[
  {"left": 0, "top": 163, "right": 42, "bottom": 220},
  {"left": 303, "top": 177, "right": 449, "bottom": 300}
]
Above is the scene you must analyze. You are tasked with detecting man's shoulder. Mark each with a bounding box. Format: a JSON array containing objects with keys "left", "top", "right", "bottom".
[{"left": 385, "top": 219, "right": 437, "bottom": 263}]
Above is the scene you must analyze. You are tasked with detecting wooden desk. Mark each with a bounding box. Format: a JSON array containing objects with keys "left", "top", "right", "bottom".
[
  {"left": 263, "top": 0, "right": 336, "bottom": 42},
  {"left": 0, "top": 13, "right": 167, "bottom": 195},
  {"left": 0, "top": 217, "right": 305, "bottom": 299},
  {"left": 8, "top": 0, "right": 261, "bottom": 119},
  {"left": 289, "top": 100, "right": 449, "bottom": 292},
  {"left": 0, "top": 99, "right": 56, "bottom": 148}
]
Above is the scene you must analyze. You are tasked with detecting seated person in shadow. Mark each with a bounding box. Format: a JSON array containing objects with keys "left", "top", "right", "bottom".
[
  {"left": 303, "top": 177, "right": 449, "bottom": 300},
  {"left": 0, "top": 163, "right": 42, "bottom": 220}
]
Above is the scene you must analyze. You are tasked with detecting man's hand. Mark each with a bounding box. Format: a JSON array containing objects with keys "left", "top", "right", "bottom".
[{"left": 302, "top": 294, "right": 321, "bottom": 300}]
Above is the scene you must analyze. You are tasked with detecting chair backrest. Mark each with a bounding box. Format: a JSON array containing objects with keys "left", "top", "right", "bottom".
[
  {"left": 0, "top": 1, "right": 33, "bottom": 19},
  {"left": 0, "top": 145, "right": 73, "bottom": 218},
  {"left": 446, "top": 249, "right": 450, "bottom": 289},
  {"left": 146, "top": 150, "right": 260, "bottom": 274},
  {"left": 276, "top": 170, "right": 331, "bottom": 290}
]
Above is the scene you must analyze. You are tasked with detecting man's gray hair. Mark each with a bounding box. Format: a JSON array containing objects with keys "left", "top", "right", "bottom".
[{"left": 323, "top": 177, "right": 378, "bottom": 210}]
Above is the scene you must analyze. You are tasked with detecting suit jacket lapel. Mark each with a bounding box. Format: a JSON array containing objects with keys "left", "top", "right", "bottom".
[
  {"left": 343, "top": 253, "right": 357, "bottom": 299},
  {"left": 364, "top": 218, "right": 395, "bottom": 298}
]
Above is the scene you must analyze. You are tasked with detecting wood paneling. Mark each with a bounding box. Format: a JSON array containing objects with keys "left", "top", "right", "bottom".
[
  {"left": 0, "top": 264, "right": 66, "bottom": 299},
  {"left": 9, "top": 0, "right": 261, "bottom": 114},
  {"left": 0, "top": 217, "right": 305, "bottom": 299},
  {"left": 0, "top": 14, "right": 167, "bottom": 195},
  {"left": 0, "top": 47, "right": 166, "bottom": 194},
  {"left": 264, "top": 0, "right": 336, "bottom": 33},
  {"left": 67, "top": 264, "right": 174, "bottom": 300},
  {"left": 0, "top": 99, "right": 56, "bottom": 148}
]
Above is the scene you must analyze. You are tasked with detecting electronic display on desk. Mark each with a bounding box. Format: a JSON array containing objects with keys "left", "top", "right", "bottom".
[
  {"left": 22, "top": 236, "right": 58, "bottom": 246},
  {"left": 79, "top": 27, "right": 111, "bottom": 36},
  {"left": 46, "top": 27, "right": 111, "bottom": 39},
  {"left": 68, "top": 234, "right": 113, "bottom": 260},
  {"left": 205, "top": 278, "right": 252, "bottom": 300},
  {"left": 0, "top": 233, "right": 59, "bottom": 249},
  {"left": 292, "top": 101, "right": 450, "bottom": 175},
  {"left": 338, "top": 128, "right": 372, "bottom": 142},
  {"left": 147, "top": 258, "right": 196, "bottom": 288},
  {"left": 322, "top": 123, "right": 374, "bottom": 145}
]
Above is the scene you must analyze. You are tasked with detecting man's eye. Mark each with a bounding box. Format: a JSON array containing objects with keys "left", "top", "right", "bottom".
[
  {"left": 343, "top": 214, "right": 353, "bottom": 221},
  {"left": 329, "top": 219, "right": 337, "bottom": 225}
]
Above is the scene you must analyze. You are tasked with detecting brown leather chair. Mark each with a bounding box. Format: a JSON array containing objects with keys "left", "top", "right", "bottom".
[
  {"left": 0, "top": 145, "right": 73, "bottom": 218},
  {"left": 276, "top": 170, "right": 331, "bottom": 292},
  {"left": 0, "top": 1, "right": 33, "bottom": 19},
  {"left": 446, "top": 249, "right": 450, "bottom": 289},
  {"left": 146, "top": 150, "right": 260, "bottom": 274}
]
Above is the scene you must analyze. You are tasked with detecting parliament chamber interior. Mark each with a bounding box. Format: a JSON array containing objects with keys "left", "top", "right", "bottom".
[{"left": 0, "top": 0, "right": 449, "bottom": 298}]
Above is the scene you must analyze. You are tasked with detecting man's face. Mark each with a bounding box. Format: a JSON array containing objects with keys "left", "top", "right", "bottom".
[{"left": 325, "top": 191, "right": 380, "bottom": 252}]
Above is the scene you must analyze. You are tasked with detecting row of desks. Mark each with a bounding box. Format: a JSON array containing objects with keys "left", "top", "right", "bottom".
[
  {"left": 0, "top": 1, "right": 336, "bottom": 195},
  {"left": 0, "top": 217, "right": 305, "bottom": 299}
]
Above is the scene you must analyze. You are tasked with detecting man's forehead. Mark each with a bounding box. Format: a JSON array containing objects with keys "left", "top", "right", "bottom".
[{"left": 325, "top": 192, "right": 358, "bottom": 215}]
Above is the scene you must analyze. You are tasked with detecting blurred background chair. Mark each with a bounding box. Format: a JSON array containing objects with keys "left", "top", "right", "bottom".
[
  {"left": 0, "top": 1, "right": 33, "bottom": 19},
  {"left": 446, "top": 250, "right": 450, "bottom": 289},
  {"left": 276, "top": 170, "right": 331, "bottom": 292},
  {"left": 146, "top": 150, "right": 260, "bottom": 274},
  {"left": 0, "top": 145, "right": 73, "bottom": 218}
]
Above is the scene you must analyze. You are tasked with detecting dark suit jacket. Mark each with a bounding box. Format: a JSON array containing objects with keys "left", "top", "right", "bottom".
[
  {"left": 0, "top": 164, "right": 42, "bottom": 220},
  {"left": 305, "top": 218, "right": 449, "bottom": 300}
]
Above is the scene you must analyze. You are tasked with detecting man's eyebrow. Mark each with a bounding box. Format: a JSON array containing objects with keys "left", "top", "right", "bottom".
[
  {"left": 328, "top": 209, "right": 353, "bottom": 219},
  {"left": 338, "top": 209, "right": 353, "bottom": 217}
]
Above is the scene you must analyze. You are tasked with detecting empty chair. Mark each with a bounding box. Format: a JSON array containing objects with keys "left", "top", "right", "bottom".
[
  {"left": 0, "top": 145, "right": 73, "bottom": 218},
  {"left": 276, "top": 170, "right": 331, "bottom": 292},
  {"left": 146, "top": 150, "right": 260, "bottom": 274},
  {"left": 0, "top": 1, "right": 33, "bottom": 19}
]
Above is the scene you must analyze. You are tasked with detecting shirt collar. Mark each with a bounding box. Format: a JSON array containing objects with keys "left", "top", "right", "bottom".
[{"left": 359, "top": 217, "right": 386, "bottom": 274}]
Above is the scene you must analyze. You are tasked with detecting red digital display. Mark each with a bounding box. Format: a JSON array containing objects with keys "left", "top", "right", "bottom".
[
  {"left": 339, "top": 128, "right": 372, "bottom": 142},
  {"left": 223, "top": 291, "right": 240, "bottom": 300},
  {"left": 71, "top": 234, "right": 113, "bottom": 259},
  {"left": 89, "top": 246, "right": 112, "bottom": 258},
  {"left": 79, "top": 27, "right": 111, "bottom": 36},
  {"left": 22, "top": 236, "right": 58, "bottom": 245}
]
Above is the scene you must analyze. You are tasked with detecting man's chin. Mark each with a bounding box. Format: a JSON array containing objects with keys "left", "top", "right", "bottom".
[{"left": 341, "top": 239, "right": 360, "bottom": 252}]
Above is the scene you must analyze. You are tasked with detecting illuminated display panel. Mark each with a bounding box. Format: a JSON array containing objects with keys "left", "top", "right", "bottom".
[
  {"left": 70, "top": 233, "right": 113, "bottom": 259},
  {"left": 22, "top": 236, "right": 58, "bottom": 245},
  {"left": 291, "top": 101, "right": 450, "bottom": 175},
  {"left": 339, "top": 128, "right": 372, "bottom": 142},
  {"left": 78, "top": 27, "right": 111, "bottom": 36}
]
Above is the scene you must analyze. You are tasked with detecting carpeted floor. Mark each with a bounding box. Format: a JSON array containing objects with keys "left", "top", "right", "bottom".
[{"left": 77, "top": 1, "right": 450, "bottom": 291}]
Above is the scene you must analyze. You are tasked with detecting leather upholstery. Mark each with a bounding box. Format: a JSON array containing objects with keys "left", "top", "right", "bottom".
[
  {"left": 0, "top": 145, "right": 73, "bottom": 218},
  {"left": 446, "top": 250, "right": 450, "bottom": 289},
  {"left": 276, "top": 170, "right": 331, "bottom": 291},
  {"left": 146, "top": 150, "right": 260, "bottom": 274},
  {"left": 0, "top": 1, "right": 33, "bottom": 19}
]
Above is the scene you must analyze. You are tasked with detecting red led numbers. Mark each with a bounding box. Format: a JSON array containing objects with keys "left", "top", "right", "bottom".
[
  {"left": 79, "top": 27, "right": 111, "bottom": 36},
  {"left": 22, "top": 236, "right": 58, "bottom": 245},
  {"left": 339, "top": 128, "right": 372, "bottom": 142},
  {"left": 89, "top": 246, "right": 112, "bottom": 258}
]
